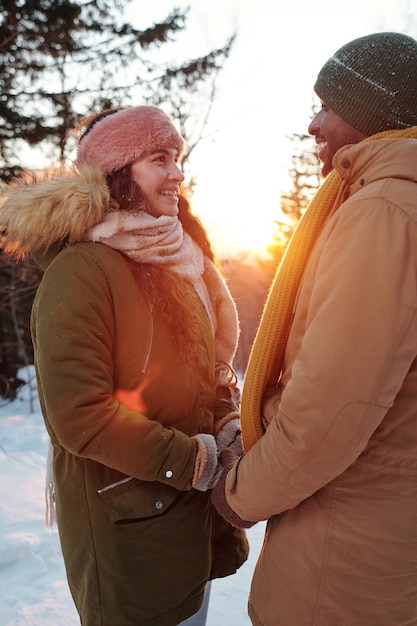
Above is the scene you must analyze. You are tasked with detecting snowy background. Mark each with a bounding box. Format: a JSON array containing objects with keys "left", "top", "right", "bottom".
[{"left": 0, "top": 368, "right": 265, "bottom": 626}]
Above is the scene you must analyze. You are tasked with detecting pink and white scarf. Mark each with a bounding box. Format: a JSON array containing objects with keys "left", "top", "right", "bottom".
[{"left": 86, "top": 210, "right": 239, "bottom": 367}]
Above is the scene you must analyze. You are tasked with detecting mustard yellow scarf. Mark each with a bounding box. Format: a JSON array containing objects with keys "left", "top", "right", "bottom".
[{"left": 241, "top": 127, "right": 417, "bottom": 451}]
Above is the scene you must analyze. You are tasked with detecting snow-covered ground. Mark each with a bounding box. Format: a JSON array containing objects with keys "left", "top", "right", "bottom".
[{"left": 0, "top": 368, "right": 265, "bottom": 626}]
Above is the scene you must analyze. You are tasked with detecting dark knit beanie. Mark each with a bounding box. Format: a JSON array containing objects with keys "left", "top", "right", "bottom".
[{"left": 314, "top": 32, "right": 417, "bottom": 136}]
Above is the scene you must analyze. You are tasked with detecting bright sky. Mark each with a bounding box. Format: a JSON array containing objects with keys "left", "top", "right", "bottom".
[
  {"left": 15, "top": 0, "right": 415, "bottom": 258},
  {"left": 125, "top": 0, "right": 415, "bottom": 257}
]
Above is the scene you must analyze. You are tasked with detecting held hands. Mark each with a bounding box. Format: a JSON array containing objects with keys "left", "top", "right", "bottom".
[
  {"left": 201, "top": 367, "right": 256, "bottom": 527},
  {"left": 214, "top": 414, "right": 242, "bottom": 457},
  {"left": 192, "top": 434, "right": 223, "bottom": 491},
  {"left": 192, "top": 363, "right": 243, "bottom": 492},
  {"left": 211, "top": 448, "right": 255, "bottom": 529},
  {"left": 191, "top": 429, "right": 242, "bottom": 492},
  {"left": 192, "top": 434, "right": 255, "bottom": 528}
]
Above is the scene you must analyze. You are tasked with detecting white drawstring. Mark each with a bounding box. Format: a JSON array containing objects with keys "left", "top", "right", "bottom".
[{"left": 45, "top": 439, "right": 56, "bottom": 530}]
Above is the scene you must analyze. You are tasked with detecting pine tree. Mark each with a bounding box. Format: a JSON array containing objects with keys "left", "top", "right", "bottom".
[
  {"left": 267, "top": 123, "right": 321, "bottom": 265},
  {"left": 0, "top": 0, "right": 234, "bottom": 174},
  {"left": 0, "top": 0, "right": 235, "bottom": 397}
]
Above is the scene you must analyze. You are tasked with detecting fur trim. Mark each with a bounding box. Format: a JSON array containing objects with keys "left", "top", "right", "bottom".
[{"left": 0, "top": 163, "right": 115, "bottom": 258}]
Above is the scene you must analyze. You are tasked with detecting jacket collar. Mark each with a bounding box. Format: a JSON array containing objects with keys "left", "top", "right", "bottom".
[{"left": 333, "top": 136, "right": 417, "bottom": 194}]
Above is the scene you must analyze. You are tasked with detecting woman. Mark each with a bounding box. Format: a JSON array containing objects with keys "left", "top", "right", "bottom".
[{"left": 0, "top": 105, "right": 248, "bottom": 626}]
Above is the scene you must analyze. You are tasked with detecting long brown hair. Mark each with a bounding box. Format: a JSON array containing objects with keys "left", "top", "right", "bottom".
[
  {"left": 77, "top": 108, "right": 219, "bottom": 362},
  {"left": 119, "top": 189, "right": 217, "bottom": 364}
]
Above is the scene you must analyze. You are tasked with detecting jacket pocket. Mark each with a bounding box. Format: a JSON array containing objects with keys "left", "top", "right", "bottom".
[{"left": 98, "top": 477, "right": 181, "bottom": 523}]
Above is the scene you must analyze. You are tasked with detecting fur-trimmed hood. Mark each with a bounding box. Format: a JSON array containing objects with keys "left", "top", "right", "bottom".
[{"left": 0, "top": 164, "right": 116, "bottom": 258}]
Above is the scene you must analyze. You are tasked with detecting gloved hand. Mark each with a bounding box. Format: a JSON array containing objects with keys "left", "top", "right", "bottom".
[
  {"left": 211, "top": 448, "right": 255, "bottom": 529},
  {"left": 192, "top": 433, "right": 222, "bottom": 491},
  {"left": 214, "top": 412, "right": 242, "bottom": 456}
]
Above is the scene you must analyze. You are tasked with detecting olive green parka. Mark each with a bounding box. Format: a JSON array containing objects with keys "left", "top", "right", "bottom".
[{"left": 1, "top": 165, "right": 249, "bottom": 626}]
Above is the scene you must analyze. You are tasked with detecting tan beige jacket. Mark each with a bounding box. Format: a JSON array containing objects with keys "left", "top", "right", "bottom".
[{"left": 226, "top": 137, "right": 417, "bottom": 625}]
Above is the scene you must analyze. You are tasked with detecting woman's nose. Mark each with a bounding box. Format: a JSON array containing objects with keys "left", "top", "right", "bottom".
[{"left": 170, "top": 162, "right": 185, "bottom": 182}]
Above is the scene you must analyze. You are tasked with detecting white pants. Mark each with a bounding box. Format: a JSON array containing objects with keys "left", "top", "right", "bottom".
[{"left": 177, "top": 581, "right": 212, "bottom": 625}]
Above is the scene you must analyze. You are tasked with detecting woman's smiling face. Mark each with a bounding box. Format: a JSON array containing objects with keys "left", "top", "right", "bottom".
[{"left": 130, "top": 148, "right": 185, "bottom": 217}]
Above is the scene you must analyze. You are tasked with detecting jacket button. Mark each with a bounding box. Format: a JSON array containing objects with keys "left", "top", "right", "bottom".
[
  {"left": 165, "top": 470, "right": 173, "bottom": 478},
  {"left": 341, "top": 158, "right": 351, "bottom": 168},
  {"left": 155, "top": 501, "right": 164, "bottom": 510}
]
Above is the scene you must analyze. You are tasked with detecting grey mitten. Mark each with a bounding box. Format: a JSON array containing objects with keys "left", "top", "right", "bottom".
[
  {"left": 215, "top": 413, "right": 242, "bottom": 456},
  {"left": 192, "top": 433, "right": 222, "bottom": 491}
]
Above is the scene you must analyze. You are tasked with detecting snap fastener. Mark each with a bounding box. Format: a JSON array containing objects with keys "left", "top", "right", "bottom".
[
  {"left": 165, "top": 470, "right": 173, "bottom": 478},
  {"left": 341, "top": 159, "right": 351, "bottom": 168},
  {"left": 360, "top": 178, "right": 365, "bottom": 186},
  {"left": 155, "top": 501, "right": 163, "bottom": 510}
]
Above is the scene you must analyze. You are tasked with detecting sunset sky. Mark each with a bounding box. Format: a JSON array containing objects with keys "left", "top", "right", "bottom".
[
  {"left": 14, "top": 0, "right": 416, "bottom": 258},
  {"left": 128, "top": 0, "right": 415, "bottom": 257}
]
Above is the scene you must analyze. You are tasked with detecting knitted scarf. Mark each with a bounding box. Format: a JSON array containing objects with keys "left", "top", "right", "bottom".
[
  {"left": 86, "top": 210, "right": 240, "bottom": 368},
  {"left": 241, "top": 127, "right": 417, "bottom": 451}
]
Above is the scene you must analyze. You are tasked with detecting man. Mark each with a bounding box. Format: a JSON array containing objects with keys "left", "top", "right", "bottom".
[{"left": 213, "top": 32, "right": 417, "bottom": 625}]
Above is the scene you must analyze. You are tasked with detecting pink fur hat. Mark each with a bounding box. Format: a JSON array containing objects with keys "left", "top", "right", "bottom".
[{"left": 76, "top": 105, "right": 184, "bottom": 175}]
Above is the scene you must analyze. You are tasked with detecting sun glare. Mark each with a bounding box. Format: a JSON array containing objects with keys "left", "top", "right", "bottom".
[
  {"left": 191, "top": 183, "right": 284, "bottom": 259},
  {"left": 192, "top": 193, "right": 280, "bottom": 259},
  {"left": 204, "top": 216, "right": 276, "bottom": 259}
]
